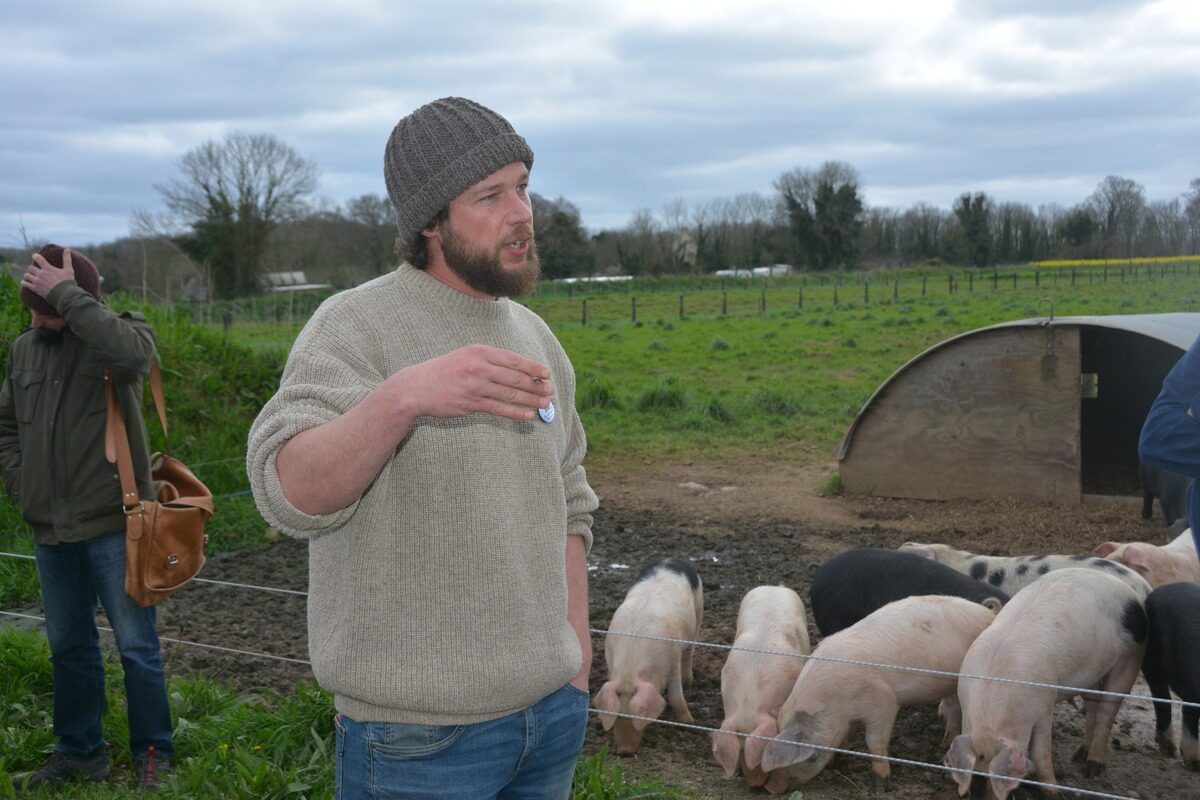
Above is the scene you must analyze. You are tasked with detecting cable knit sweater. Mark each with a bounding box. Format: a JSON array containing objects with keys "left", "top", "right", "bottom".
[{"left": 247, "top": 264, "right": 597, "bottom": 724}]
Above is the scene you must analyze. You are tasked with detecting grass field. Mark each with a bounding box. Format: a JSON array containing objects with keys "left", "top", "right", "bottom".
[{"left": 1, "top": 265, "right": 1197, "bottom": 798}]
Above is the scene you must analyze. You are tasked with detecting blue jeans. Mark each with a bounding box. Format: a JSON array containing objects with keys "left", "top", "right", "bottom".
[
  {"left": 35, "top": 531, "right": 174, "bottom": 758},
  {"left": 334, "top": 683, "right": 589, "bottom": 800}
]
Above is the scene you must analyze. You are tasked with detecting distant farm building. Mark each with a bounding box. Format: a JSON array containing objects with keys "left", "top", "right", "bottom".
[
  {"left": 260, "top": 271, "right": 332, "bottom": 293},
  {"left": 713, "top": 264, "right": 794, "bottom": 277},
  {"left": 837, "top": 313, "right": 1200, "bottom": 504}
]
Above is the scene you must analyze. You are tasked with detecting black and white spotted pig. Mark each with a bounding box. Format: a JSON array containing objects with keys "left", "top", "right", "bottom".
[
  {"left": 809, "top": 548, "right": 1008, "bottom": 636},
  {"left": 1143, "top": 581, "right": 1200, "bottom": 771},
  {"left": 898, "top": 541, "right": 1151, "bottom": 599}
]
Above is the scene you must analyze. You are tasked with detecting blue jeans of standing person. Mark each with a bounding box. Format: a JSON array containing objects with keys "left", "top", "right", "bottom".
[
  {"left": 35, "top": 531, "right": 174, "bottom": 759},
  {"left": 335, "top": 683, "right": 589, "bottom": 800}
]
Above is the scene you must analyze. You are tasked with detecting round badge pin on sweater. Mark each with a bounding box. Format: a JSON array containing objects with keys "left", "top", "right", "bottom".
[{"left": 538, "top": 401, "right": 556, "bottom": 423}]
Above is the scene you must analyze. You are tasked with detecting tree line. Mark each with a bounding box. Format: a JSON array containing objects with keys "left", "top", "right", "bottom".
[{"left": 6, "top": 133, "right": 1198, "bottom": 302}]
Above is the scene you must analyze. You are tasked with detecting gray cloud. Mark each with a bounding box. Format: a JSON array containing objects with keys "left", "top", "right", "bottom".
[{"left": 3, "top": 0, "right": 1197, "bottom": 247}]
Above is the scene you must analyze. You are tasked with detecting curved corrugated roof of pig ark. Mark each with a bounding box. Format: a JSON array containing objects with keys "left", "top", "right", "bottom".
[{"left": 836, "top": 312, "right": 1200, "bottom": 461}]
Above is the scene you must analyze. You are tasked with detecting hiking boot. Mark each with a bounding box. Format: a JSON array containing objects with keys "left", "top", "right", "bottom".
[
  {"left": 12, "top": 750, "right": 111, "bottom": 792},
  {"left": 134, "top": 746, "right": 172, "bottom": 791}
]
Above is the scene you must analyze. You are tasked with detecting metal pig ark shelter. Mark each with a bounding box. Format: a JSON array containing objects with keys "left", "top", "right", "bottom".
[{"left": 837, "top": 313, "right": 1200, "bottom": 503}]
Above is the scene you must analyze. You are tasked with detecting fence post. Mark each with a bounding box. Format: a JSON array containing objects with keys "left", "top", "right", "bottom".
[
  {"left": 798, "top": 287, "right": 803, "bottom": 309},
  {"left": 833, "top": 285, "right": 839, "bottom": 304},
  {"left": 631, "top": 296, "right": 637, "bottom": 323},
  {"left": 922, "top": 275, "right": 927, "bottom": 296},
  {"left": 582, "top": 299, "right": 587, "bottom": 325},
  {"left": 722, "top": 292, "right": 727, "bottom": 316},
  {"left": 864, "top": 282, "right": 869, "bottom": 304},
  {"left": 992, "top": 271, "right": 998, "bottom": 290},
  {"left": 1035, "top": 269, "right": 1040, "bottom": 288},
  {"left": 679, "top": 294, "right": 684, "bottom": 320},
  {"left": 969, "top": 272, "right": 973, "bottom": 292},
  {"left": 1012, "top": 272, "right": 1017, "bottom": 289},
  {"left": 760, "top": 286, "right": 766, "bottom": 314}
]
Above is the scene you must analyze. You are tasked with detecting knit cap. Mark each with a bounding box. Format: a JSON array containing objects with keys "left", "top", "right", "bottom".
[
  {"left": 384, "top": 97, "right": 534, "bottom": 241},
  {"left": 20, "top": 244, "right": 101, "bottom": 316}
]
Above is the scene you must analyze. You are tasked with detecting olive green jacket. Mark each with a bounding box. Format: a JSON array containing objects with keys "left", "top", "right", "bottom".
[{"left": 0, "top": 282, "right": 157, "bottom": 545}]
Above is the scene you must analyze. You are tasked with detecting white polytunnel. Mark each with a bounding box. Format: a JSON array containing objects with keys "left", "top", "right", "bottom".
[{"left": 836, "top": 313, "right": 1200, "bottom": 503}]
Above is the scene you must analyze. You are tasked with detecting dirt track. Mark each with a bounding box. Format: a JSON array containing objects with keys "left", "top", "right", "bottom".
[{"left": 152, "top": 461, "right": 1197, "bottom": 800}]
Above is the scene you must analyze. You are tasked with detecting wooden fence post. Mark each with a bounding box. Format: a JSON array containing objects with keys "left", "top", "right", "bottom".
[{"left": 581, "top": 298, "right": 588, "bottom": 325}]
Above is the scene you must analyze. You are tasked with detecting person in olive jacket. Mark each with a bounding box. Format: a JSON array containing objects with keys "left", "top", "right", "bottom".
[{"left": 0, "top": 245, "right": 173, "bottom": 792}]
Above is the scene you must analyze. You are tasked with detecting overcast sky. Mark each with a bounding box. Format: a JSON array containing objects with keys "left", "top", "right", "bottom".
[{"left": 4, "top": 0, "right": 1199, "bottom": 248}]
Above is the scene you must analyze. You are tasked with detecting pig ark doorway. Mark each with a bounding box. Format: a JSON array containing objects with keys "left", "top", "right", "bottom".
[{"left": 837, "top": 313, "right": 1200, "bottom": 504}]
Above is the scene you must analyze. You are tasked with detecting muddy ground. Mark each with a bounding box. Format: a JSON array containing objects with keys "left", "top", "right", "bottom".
[{"left": 119, "top": 462, "right": 1199, "bottom": 798}]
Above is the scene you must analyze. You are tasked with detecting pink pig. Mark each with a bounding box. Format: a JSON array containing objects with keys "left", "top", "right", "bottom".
[
  {"left": 760, "top": 595, "right": 997, "bottom": 792},
  {"left": 593, "top": 559, "right": 703, "bottom": 755},
  {"left": 1094, "top": 529, "right": 1200, "bottom": 588},
  {"left": 944, "top": 568, "right": 1147, "bottom": 800},
  {"left": 712, "top": 586, "right": 810, "bottom": 790}
]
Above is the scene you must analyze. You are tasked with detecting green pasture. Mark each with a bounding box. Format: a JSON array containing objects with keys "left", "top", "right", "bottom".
[
  {"left": 540, "top": 266, "right": 1198, "bottom": 468},
  {"left": 0, "top": 265, "right": 1197, "bottom": 797}
]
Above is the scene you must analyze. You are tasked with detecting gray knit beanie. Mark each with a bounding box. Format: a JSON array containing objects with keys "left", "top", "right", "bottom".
[{"left": 384, "top": 97, "right": 534, "bottom": 241}]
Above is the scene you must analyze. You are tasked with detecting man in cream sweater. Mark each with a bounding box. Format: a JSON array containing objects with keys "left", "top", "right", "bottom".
[{"left": 247, "top": 97, "right": 598, "bottom": 800}]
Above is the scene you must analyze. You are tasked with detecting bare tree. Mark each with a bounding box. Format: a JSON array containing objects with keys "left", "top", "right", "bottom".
[
  {"left": 1140, "top": 199, "right": 1187, "bottom": 257},
  {"left": 128, "top": 209, "right": 207, "bottom": 302},
  {"left": 344, "top": 194, "right": 398, "bottom": 276},
  {"left": 621, "top": 209, "right": 660, "bottom": 276},
  {"left": 157, "top": 132, "right": 318, "bottom": 298},
  {"left": 1088, "top": 176, "right": 1145, "bottom": 258},
  {"left": 1185, "top": 178, "right": 1200, "bottom": 254}
]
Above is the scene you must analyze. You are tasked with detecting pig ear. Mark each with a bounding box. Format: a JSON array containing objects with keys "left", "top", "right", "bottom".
[
  {"left": 988, "top": 743, "right": 1028, "bottom": 799},
  {"left": 1094, "top": 541, "right": 1120, "bottom": 557},
  {"left": 628, "top": 681, "right": 665, "bottom": 731},
  {"left": 1121, "top": 544, "right": 1153, "bottom": 572},
  {"left": 711, "top": 728, "right": 742, "bottom": 777},
  {"left": 759, "top": 738, "right": 814, "bottom": 772},
  {"left": 943, "top": 734, "right": 977, "bottom": 797},
  {"left": 742, "top": 715, "right": 779, "bottom": 771},
  {"left": 760, "top": 712, "right": 818, "bottom": 771},
  {"left": 592, "top": 682, "right": 620, "bottom": 731}
]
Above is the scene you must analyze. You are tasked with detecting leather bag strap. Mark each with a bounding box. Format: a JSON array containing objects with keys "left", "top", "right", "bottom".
[
  {"left": 148, "top": 361, "right": 171, "bottom": 455},
  {"left": 105, "top": 372, "right": 143, "bottom": 523},
  {"left": 105, "top": 362, "right": 172, "bottom": 508}
]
